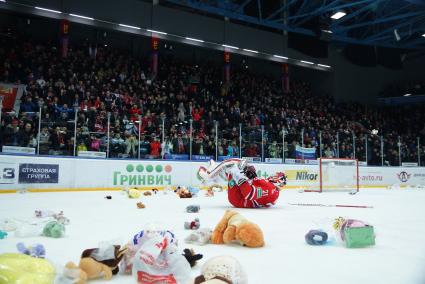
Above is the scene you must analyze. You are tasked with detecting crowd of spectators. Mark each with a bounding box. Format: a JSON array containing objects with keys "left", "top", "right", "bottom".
[{"left": 0, "top": 37, "right": 424, "bottom": 166}]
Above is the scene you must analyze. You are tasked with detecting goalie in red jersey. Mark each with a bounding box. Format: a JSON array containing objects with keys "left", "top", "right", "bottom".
[{"left": 198, "top": 159, "right": 286, "bottom": 208}]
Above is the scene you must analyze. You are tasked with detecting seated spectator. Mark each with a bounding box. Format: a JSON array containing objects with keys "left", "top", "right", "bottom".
[
  {"left": 125, "top": 132, "right": 137, "bottom": 158},
  {"left": 77, "top": 141, "right": 88, "bottom": 154},
  {"left": 150, "top": 136, "right": 161, "bottom": 158},
  {"left": 173, "top": 134, "right": 187, "bottom": 154},
  {"left": 268, "top": 141, "right": 280, "bottom": 158},
  {"left": 226, "top": 141, "right": 239, "bottom": 157},
  {"left": 90, "top": 135, "right": 101, "bottom": 151},
  {"left": 245, "top": 143, "right": 259, "bottom": 157},
  {"left": 139, "top": 134, "right": 151, "bottom": 158},
  {"left": 49, "top": 127, "right": 67, "bottom": 155},
  {"left": 324, "top": 146, "right": 333, "bottom": 158},
  {"left": 20, "top": 97, "right": 38, "bottom": 113},
  {"left": 111, "top": 133, "right": 125, "bottom": 157},
  {"left": 18, "top": 123, "right": 34, "bottom": 147},
  {"left": 162, "top": 138, "right": 173, "bottom": 156},
  {"left": 37, "top": 127, "right": 51, "bottom": 154}
]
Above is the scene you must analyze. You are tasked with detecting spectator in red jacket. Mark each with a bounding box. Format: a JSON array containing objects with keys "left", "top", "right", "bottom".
[
  {"left": 128, "top": 104, "right": 142, "bottom": 122},
  {"left": 150, "top": 137, "right": 161, "bottom": 158}
]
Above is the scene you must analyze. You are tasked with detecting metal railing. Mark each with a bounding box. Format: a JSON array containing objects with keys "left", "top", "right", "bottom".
[{"left": 0, "top": 108, "right": 423, "bottom": 166}]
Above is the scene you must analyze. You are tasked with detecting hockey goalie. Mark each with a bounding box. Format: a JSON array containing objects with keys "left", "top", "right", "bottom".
[{"left": 198, "top": 159, "right": 286, "bottom": 208}]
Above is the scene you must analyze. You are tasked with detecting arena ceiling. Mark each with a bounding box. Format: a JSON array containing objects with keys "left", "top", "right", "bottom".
[{"left": 162, "top": 0, "right": 425, "bottom": 50}]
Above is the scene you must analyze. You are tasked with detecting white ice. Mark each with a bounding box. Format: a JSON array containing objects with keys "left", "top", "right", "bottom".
[{"left": 1, "top": 188, "right": 425, "bottom": 284}]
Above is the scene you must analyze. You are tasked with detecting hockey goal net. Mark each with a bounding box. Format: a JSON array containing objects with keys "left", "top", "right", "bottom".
[{"left": 304, "top": 158, "right": 359, "bottom": 193}]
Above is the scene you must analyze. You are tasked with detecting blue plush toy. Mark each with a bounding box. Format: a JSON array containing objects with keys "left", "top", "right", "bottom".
[
  {"left": 0, "top": 230, "right": 7, "bottom": 239},
  {"left": 188, "top": 187, "right": 200, "bottom": 196},
  {"left": 17, "top": 242, "right": 46, "bottom": 258},
  {"left": 305, "top": 230, "right": 328, "bottom": 246},
  {"left": 186, "top": 205, "right": 200, "bottom": 213}
]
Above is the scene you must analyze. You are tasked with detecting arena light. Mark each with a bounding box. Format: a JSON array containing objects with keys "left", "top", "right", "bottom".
[
  {"left": 331, "top": 11, "right": 346, "bottom": 19},
  {"left": 35, "top": 6, "right": 62, "bottom": 14},
  {"left": 147, "top": 29, "right": 167, "bottom": 35},
  {"left": 119, "top": 24, "right": 141, "bottom": 30},
  {"left": 404, "top": 93, "right": 412, "bottom": 97},
  {"left": 322, "top": 30, "right": 333, "bottom": 34},
  {"left": 0, "top": 1, "right": 5, "bottom": 2},
  {"left": 318, "top": 64, "right": 331, "bottom": 68},
  {"left": 300, "top": 60, "right": 314, "bottom": 65},
  {"left": 243, "top": 49, "right": 258, "bottom": 53},
  {"left": 422, "top": 33, "right": 425, "bottom": 37},
  {"left": 273, "top": 55, "right": 288, "bottom": 60},
  {"left": 222, "top": 44, "right": 239, "bottom": 50},
  {"left": 69, "top": 13, "right": 94, "bottom": 20},
  {"left": 185, "top": 37, "right": 204, "bottom": 43}
]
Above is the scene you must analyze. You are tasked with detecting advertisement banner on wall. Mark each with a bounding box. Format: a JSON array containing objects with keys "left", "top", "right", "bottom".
[
  {"left": 265, "top": 158, "right": 283, "bottom": 163},
  {"left": 164, "top": 154, "right": 189, "bottom": 160},
  {"left": 192, "top": 155, "right": 214, "bottom": 161},
  {"left": 18, "top": 164, "right": 59, "bottom": 184},
  {"left": 2, "top": 146, "right": 36, "bottom": 155},
  {"left": 0, "top": 155, "right": 424, "bottom": 191},
  {"left": 111, "top": 163, "right": 175, "bottom": 187},
  {"left": 78, "top": 151, "right": 106, "bottom": 159},
  {"left": 0, "top": 162, "right": 17, "bottom": 185}
]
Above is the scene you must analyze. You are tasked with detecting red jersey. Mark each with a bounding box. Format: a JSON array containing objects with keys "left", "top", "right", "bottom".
[
  {"left": 227, "top": 176, "right": 280, "bottom": 208},
  {"left": 150, "top": 141, "right": 161, "bottom": 157}
]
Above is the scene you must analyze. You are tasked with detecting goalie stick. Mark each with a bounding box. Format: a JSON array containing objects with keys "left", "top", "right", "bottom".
[{"left": 288, "top": 203, "right": 374, "bottom": 209}]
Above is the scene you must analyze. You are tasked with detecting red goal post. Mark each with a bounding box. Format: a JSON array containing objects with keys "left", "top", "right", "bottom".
[{"left": 304, "top": 158, "right": 359, "bottom": 193}]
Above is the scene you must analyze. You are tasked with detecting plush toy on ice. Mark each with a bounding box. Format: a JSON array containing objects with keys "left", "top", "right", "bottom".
[
  {"left": 0, "top": 253, "right": 56, "bottom": 284},
  {"left": 119, "top": 225, "right": 203, "bottom": 283},
  {"left": 17, "top": 242, "right": 46, "bottom": 258},
  {"left": 333, "top": 217, "right": 376, "bottom": 248},
  {"left": 184, "top": 218, "right": 200, "bottom": 230},
  {"left": 185, "top": 228, "right": 212, "bottom": 245},
  {"left": 62, "top": 244, "right": 127, "bottom": 284},
  {"left": 211, "top": 210, "right": 264, "bottom": 248},
  {"left": 198, "top": 158, "right": 286, "bottom": 208},
  {"left": 192, "top": 255, "right": 247, "bottom": 284}
]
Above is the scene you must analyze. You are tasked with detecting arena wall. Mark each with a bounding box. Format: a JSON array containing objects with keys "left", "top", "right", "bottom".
[{"left": 0, "top": 155, "right": 423, "bottom": 192}]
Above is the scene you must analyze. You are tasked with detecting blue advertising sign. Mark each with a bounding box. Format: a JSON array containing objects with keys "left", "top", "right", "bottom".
[
  {"left": 164, "top": 154, "right": 189, "bottom": 160},
  {"left": 192, "top": 155, "right": 214, "bottom": 161},
  {"left": 18, "top": 163, "right": 59, "bottom": 183}
]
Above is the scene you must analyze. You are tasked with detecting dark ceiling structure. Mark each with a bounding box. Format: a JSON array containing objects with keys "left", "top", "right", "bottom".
[{"left": 162, "top": 0, "right": 425, "bottom": 50}]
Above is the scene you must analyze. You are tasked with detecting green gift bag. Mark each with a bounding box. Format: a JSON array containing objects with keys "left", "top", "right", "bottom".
[{"left": 344, "top": 226, "right": 375, "bottom": 248}]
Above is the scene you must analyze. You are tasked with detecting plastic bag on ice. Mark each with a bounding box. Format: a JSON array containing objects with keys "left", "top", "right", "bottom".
[{"left": 131, "top": 231, "right": 191, "bottom": 284}]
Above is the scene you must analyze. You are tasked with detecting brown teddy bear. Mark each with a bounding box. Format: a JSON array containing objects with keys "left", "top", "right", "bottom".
[
  {"left": 64, "top": 245, "right": 127, "bottom": 283},
  {"left": 65, "top": 258, "right": 112, "bottom": 284},
  {"left": 211, "top": 210, "right": 264, "bottom": 248},
  {"left": 175, "top": 186, "right": 192, "bottom": 198}
]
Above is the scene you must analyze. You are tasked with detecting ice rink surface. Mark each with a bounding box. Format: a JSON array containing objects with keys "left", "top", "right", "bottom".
[{"left": 1, "top": 188, "right": 425, "bottom": 284}]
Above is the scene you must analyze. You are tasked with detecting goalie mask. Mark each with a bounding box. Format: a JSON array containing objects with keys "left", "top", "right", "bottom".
[{"left": 243, "top": 165, "right": 257, "bottom": 179}]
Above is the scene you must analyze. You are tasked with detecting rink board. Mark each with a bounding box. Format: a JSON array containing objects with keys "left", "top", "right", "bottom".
[{"left": 0, "top": 155, "right": 424, "bottom": 191}]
